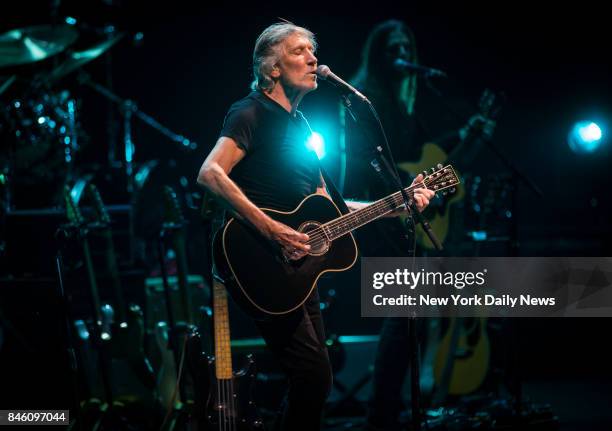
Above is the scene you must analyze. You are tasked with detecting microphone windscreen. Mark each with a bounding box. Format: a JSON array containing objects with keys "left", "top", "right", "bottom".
[{"left": 316, "top": 65, "right": 331, "bottom": 79}]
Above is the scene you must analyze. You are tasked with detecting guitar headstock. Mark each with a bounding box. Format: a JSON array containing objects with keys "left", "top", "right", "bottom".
[
  {"left": 163, "top": 185, "right": 186, "bottom": 226},
  {"left": 423, "top": 164, "right": 460, "bottom": 194},
  {"left": 64, "top": 185, "right": 84, "bottom": 226},
  {"left": 458, "top": 89, "right": 503, "bottom": 146},
  {"left": 87, "top": 184, "right": 111, "bottom": 226},
  {"left": 478, "top": 88, "right": 503, "bottom": 121}
]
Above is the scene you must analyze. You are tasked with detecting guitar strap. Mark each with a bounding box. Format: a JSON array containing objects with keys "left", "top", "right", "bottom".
[
  {"left": 297, "top": 110, "right": 350, "bottom": 216},
  {"left": 318, "top": 161, "right": 350, "bottom": 216}
]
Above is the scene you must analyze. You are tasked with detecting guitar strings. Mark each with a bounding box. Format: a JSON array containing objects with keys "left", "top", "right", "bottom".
[
  {"left": 222, "top": 378, "right": 226, "bottom": 431},
  {"left": 217, "top": 375, "right": 223, "bottom": 430},
  {"left": 217, "top": 377, "right": 237, "bottom": 431},
  {"left": 305, "top": 176, "right": 453, "bottom": 247},
  {"left": 311, "top": 182, "right": 421, "bottom": 238},
  {"left": 303, "top": 182, "right": 425, "bottom": 247},
  {"left": 231, "top": 378, "right": 236, "bottom": 430},
  {"left": 227, "top": 378, "right": 232, "bottom": 431},
  {"left": 303, "top": 193, "right": 411, "bottom": 248}
]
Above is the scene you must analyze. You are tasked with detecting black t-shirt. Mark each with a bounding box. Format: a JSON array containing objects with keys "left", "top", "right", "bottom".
[{"left": 220, "top": 91, "right": 321, "bottom": 212}]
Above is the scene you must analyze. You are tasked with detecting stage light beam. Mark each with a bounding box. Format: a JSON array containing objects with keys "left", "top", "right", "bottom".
[
  {"left": 568, "top": 121, "right": 603, "bottom": 154},
  {"left": 307, "top": 131, "right": 326, "bottom": 159}
]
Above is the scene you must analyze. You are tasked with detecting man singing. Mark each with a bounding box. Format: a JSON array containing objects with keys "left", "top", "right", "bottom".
[{"left": 197, "top": 22, "right": 434, "bottom": 430}]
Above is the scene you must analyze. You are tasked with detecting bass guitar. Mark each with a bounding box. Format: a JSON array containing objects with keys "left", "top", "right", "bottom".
[{"left": 200, "top": 279, "right": 264, "bottom": 430}]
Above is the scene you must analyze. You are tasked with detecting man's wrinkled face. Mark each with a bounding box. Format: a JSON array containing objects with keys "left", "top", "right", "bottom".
[{"left": 273, "top": 32, "right": 318, "bottom": 93}]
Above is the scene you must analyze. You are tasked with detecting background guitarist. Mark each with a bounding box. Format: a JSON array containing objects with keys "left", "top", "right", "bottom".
[
  {"left": 341, "top": 20, "right": 496, "bottom": 431},
  {"left": 196, "top": 22, "right": 435, "bottom": 431},
  {"left": 343, "top": 19, "right": 496, "bottom": 257}
]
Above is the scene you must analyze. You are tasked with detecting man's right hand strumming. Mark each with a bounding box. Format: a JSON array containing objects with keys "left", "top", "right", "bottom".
[{"left": 262, "top": 218, "right": 310, "bottom": 261}]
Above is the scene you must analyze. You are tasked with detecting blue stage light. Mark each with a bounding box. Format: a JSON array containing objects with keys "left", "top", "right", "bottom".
[{"left": 568, "top": 121, "right": 603, "bottom": 154}]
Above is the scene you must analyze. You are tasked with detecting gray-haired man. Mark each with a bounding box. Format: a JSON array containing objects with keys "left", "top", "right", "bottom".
[{"left": 197, "top": 22, "right": 434, "bottom": 430}]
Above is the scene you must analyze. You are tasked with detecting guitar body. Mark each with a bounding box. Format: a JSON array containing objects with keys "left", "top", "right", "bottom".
[
  {"left": 214, "top": 167, "right": 460, "bottom": 318},
  {"left": 214, "top": 194, "right": 358, "bottom": 318},
  {"left": 398, "top": 90, "right": 501, "bottom": 250},
  {"left": 433, "top": 317, "right": 490, "bottom": 396},
  {"left": 398, "top": 143, "right": 465, "bottom": 250},
  {"left": 154, "top": 322, "right": 179, "bottom": 412},
  {"left": 202, "top": 355, "right": 264, "bottom": 430},
  {"left": 110, "top": 304, "right": 156, "bottom": 391}
]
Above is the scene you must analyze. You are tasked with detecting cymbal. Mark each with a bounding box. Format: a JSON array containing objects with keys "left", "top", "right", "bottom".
[
  {"left": 49, "top": 34, "right": 123, "bottom": 82},
  {"left": 0, "top": 24, "right": 78, "bottom": 68}
]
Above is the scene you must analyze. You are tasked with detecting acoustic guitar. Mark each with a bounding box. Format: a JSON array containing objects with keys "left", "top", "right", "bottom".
[
  {"left": 214, "top": 164, "right": 460, "bottom": 318},
  {"left": 398, "top": 89, "right": 501, "bottom": 250}
]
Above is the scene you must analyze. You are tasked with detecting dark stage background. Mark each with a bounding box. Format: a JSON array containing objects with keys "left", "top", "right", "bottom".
[{"left": 1, "top": 1, "right": 611, "bottom": 428}]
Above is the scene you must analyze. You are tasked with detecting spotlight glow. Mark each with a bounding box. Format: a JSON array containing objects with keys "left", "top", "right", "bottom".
[
  {"left": 306, "top": 132, "right": 326, "bottom": 159},
  {"left": 568, "top": 121, "right": 604, "bottom": 154}
]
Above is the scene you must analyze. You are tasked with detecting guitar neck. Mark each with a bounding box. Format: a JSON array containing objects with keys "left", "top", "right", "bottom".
[
  {"left": 82, "top": 237, "right": 104, "bottom": 324},
  {"left": 324, "top": 186, "right": 414, "bottom": 240},
  {"left": 213, "top": 279, "right": 233, "bottom": 380},
  {"left": 172, "top": 232, "right": 194, "bottom": 325},
  {"left": 88, "top": 184, "right": 128, "bottom": 323},
  {"left": 323, "top": 165, "right": 459, "bottom": 240},
  {"left": 162, "top": 186, "right": 194, "bottom": 325},
  {"left": 100, "top": 228, "right": 127, "bottom": 323}
]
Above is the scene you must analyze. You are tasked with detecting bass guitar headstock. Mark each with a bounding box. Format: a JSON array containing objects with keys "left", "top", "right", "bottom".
[
  {"left": 162, "top": 185, "right": 186, "bottom": 228},
  {"left": 87, "top": 184, "right": 111, "bottom": 227}
]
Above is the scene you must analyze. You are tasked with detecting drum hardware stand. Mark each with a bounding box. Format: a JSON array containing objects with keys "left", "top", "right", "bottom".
[{"left": 75, "top": 72, "right": 198, "bottom": 263}]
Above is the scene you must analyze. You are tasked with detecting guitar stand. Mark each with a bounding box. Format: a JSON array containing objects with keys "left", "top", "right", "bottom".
[
  {"left": 56, "top": 224, "right": 126, "bottom": 431},
  {"left": 156, "top": 228, "right": 197, "bottom": 431},
  {"left": 54, "top": 234, "right": 83, "bottom": 430}
]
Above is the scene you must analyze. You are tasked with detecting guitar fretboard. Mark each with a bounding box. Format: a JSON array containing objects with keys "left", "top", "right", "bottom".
[
  {"left": 318, "top": 166, "right": 458, "bottom": 241},
  {"left": 213, "top": 280, "right": 233, "bottom": 380},
  {"left": 322, "top": 188, "right": 412, "bottom": 240}
]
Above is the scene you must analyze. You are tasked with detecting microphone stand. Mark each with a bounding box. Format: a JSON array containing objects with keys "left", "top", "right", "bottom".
[
  {"left": 341, "top": 95, "right": 443, "bottom": 252},
  {"left": 342, "top": 94, "right": 443, "bottom": 431}
]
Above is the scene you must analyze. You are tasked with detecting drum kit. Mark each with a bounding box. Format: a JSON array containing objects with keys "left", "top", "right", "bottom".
[{"left": 0, "top": 21, "right": 197, "bottom": 212}]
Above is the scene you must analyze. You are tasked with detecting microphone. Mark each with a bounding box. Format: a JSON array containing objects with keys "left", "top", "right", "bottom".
[
  {"left": 393, "top": 58, "right": 447, "bottom": 78},
  {"left": 316, "top": 65, "right": 371, "bottom": 104}
]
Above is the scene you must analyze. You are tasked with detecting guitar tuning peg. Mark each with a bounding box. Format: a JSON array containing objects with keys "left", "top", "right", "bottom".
[
  {"left": 422, "top": 170, "right": 428, "bottom": 177},
  {"left": 430, "top": 167, "right": 436, "bottom": 173},
  {"left": 450, "top": 187, "right": 456, "bottom": 194},
  {"left": 437, "top": 163, "right": 443, "bottom": 170},
  {"left": 442, "top": 191, "right": 448, "bottom": 196}
]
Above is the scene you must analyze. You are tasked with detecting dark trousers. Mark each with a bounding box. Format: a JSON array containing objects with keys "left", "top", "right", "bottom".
[{"left": 255, "top": 290, "right": 333, "bottom": 431}]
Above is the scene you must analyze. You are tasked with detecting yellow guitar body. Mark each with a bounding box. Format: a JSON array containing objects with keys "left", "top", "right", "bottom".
[
  {"left": 398, "top": 143, "right": 465, "bottom": 250},
  {"left": 433, "top": 317, "right": 490, "bottom": 396}
]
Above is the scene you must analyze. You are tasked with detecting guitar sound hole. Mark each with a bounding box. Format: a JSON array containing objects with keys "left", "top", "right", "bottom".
[{"left": 299, "top": 221, "right": 330, "bottom": 256}]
